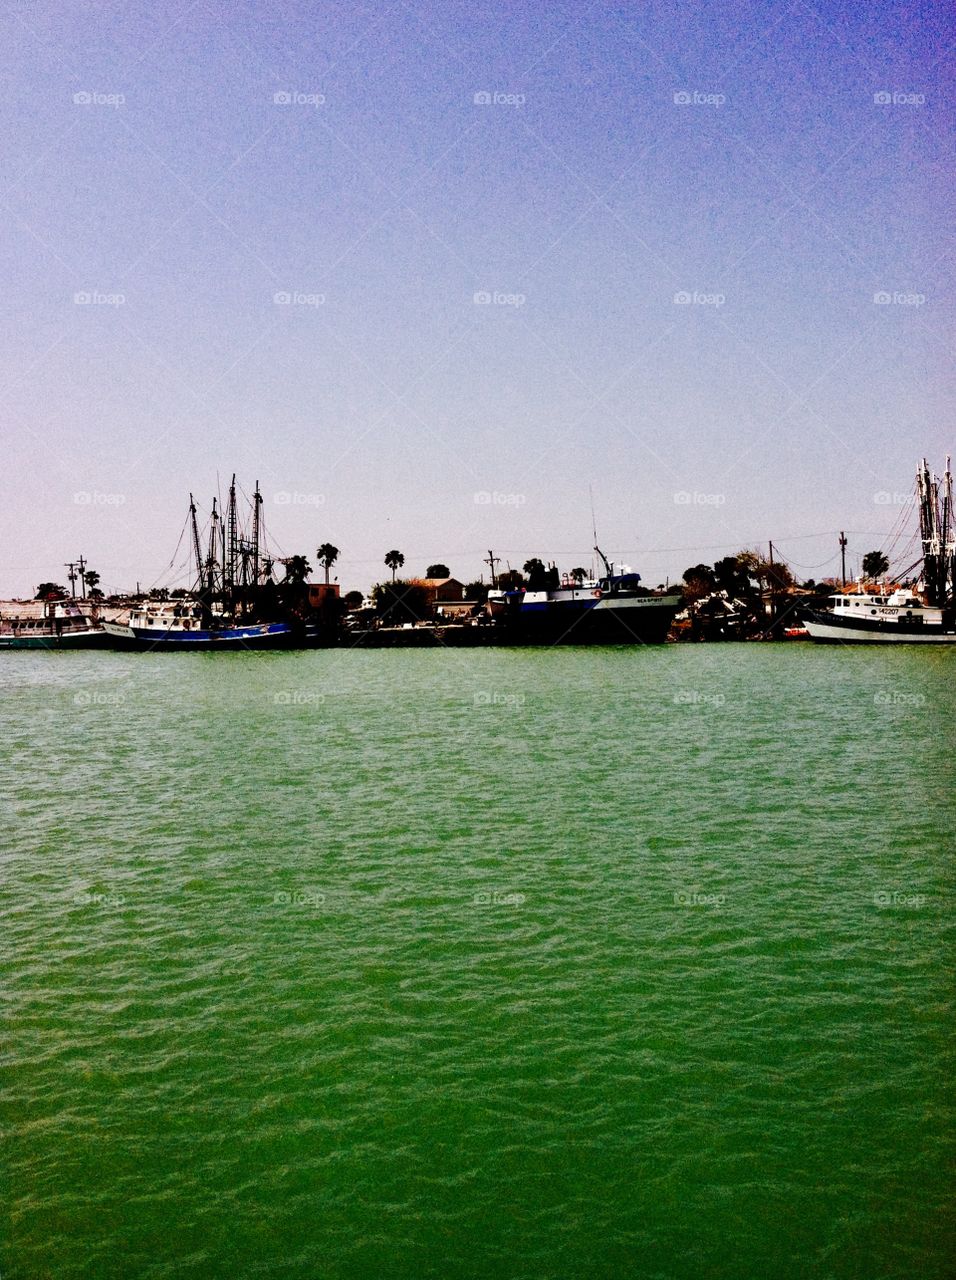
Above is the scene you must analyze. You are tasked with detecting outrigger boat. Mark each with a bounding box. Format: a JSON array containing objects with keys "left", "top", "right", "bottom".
[
  {"left": 102, "top": 477, "right": 304, "bottom": 652},
  {"left": 102, "top": 602, "right": 298, "bottom": 651},
  {"left": 804, "top": 457, "right": 956, "bottom": 644}
]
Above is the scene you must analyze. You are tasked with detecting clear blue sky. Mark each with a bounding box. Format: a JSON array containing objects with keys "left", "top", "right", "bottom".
[{"left": 1, "top": 0, "right": 952, "bottom": 595}]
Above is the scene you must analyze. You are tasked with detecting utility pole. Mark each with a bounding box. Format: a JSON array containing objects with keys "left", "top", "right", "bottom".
[
  {"left": 483, "top": 549, "right": 500, "bottom": 589},
  {"left": 77, "top": 554, "right": 87, "bottom": 599},
  {"left": 65, "top": 562, "right": 78, "bottom": 598},
  {"left": 839, "top": 531, "right": 847, "bottom": 587}
]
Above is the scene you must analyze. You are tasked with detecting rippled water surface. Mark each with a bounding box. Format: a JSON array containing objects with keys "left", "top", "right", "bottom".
[{"left": 2, "top": 645, "right": 954, "bottom": 1279}]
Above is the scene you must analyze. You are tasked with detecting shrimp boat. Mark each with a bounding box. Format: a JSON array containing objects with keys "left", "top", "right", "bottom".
[
  {"left": 0, "top": 599, "right": 107, "bottom": 649},
  {"left": 102, "top": 478, "right": 301, "bottom": 652},
  {"left": 804, "top": 457, "right": 956, "bottom": 644},
  {"left": 102, "top": 602, "right": 298, "bottom": 651},
  {"left": 487, "top": 546, "right": 682, "bottom": 644}
]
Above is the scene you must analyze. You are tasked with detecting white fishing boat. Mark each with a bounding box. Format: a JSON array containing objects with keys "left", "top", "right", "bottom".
[
  {"left": 0, "top": 599, "right": 107, "bottom": 650},
  {"left": 805, "top": 457, "right": 955, "bottom": 644}
]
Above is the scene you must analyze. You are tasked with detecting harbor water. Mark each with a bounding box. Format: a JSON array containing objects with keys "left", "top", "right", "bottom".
[{"left": 2, "top": 644, "right": 954, "bottom": 1279}]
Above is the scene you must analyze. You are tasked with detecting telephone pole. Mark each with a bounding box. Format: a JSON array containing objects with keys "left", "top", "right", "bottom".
[
  {"left": 483, "top": 549, "right": 500, "bottom": 589},
  {"left": 64, "top": 562, "right": 78, "bottom": 598},
  {"left": 77, "top": 554, "right": 87, "bottom": 599},
  {"left": 839, "top": 531, "right": 847, "bottom": 587}
]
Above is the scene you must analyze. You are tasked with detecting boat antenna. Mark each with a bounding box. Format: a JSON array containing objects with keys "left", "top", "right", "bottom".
[{"left": 590, "top": 485, "right": 612, "bottom": 578}]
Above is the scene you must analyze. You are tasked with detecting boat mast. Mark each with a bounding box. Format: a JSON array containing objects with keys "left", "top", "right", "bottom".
[
  {"left": 917, "top": 458, "right": 944, "bottom": 605},
  {"left": 252, "top": 481, "right": 261, "bottom": 579},
  {"left": 189, "top": 494, "right": 205, "bottom": 596},
  {"left": 205, "top": 498, "right": 220, "bottom": 599},
  {"left": 943, "top": 455, "right": 955, "bottom": 603},
  {"left": 226, "top": 474, "right": 238, "bottom": 603}
]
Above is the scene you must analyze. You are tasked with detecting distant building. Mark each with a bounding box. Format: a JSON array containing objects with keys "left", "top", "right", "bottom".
[
  {"left": 306, "top": 582, "right": 341, "bottom": 609},
  {"left": 408, "top": 577, "right": 464, "bottom": 606}
]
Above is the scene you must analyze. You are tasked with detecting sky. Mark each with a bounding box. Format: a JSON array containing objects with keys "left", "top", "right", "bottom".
[{"left": 1, "top": 0, "right": 952, "bottom": 596}]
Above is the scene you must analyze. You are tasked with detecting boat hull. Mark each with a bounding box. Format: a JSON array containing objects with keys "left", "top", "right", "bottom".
[
  {"left": 101, "top": 620, "right": 298, "bottom": 651},
  {"left": 804, "top": 609, "right": 956, "bottom": 644},
  {"left": 497, "top": 593, "right": 682, "bottom": 645},
  {"left": 0, "top": 629, "right": 109, "bottom": 650}
]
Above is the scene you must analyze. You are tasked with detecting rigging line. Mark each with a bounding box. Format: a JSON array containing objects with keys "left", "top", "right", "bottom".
[{"left": 774, "top": 553, "right": 840, "bottom": 571}]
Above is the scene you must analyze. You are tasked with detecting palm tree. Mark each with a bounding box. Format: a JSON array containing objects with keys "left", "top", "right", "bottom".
[
  {"left": 862, "top": 550, "right": 889, "bottom": 581},
  {"left": 569, "top": 567, "right": 588, "bottom": 585},
  {"left": 523, "top": 558, "right": 546, "bottom": 590},
  {"left": 384, "top": 550, "right": 404, "bottom": 582},
  {"left": 281, "top": 555, "right": 312, "bottom": 585},
  {"left": 316, "top": 543, "right": 339, "bottom": 586},
  {"left": 83, "top": 570, "right": 101, "bottom": 598}
]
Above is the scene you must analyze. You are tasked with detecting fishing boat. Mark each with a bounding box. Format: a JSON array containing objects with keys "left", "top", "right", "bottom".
[
  {"left": 487, "top": 547, "right": 682, "bottom": 644},
  {"left": 0, "top": 599, "right": 107, "bottom": 649},
  {"left": 101, "top": 603, "right": 298, "bottom": 651},
  {"left": 101, "top": 478, "right": 304, "bottom": 652},
  {"left": 804, "top": 457, "right": 956, "bottom": 644}
]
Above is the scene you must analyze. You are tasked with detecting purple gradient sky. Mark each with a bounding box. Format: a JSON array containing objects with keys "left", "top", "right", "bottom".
[{"left": 1, "top": 1, "right": 952, "bottom": 596}]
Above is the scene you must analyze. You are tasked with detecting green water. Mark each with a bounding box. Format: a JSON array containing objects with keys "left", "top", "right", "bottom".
[{"left": 2, "top": 645, "right": 954, "bottom": 1279}]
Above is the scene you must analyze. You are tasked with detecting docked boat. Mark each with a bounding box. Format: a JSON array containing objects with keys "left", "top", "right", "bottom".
[
  {"left": 487, "top": 548, "right": 682, "bottom": 644},
  {"left": 102, "top": 603, "right": 297, "bottom": 651},
  {"left": 101, "top": 478, "right": 309, "bottom": 652},
  {"left": 803, "top": 588, "right": 955, "bottom": 644},
  {"left": 0, "top": 600, "right": 107, "bottom": 649},
  {"left": 804, "top": 457, "right": 956, "bottom": 644}
]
